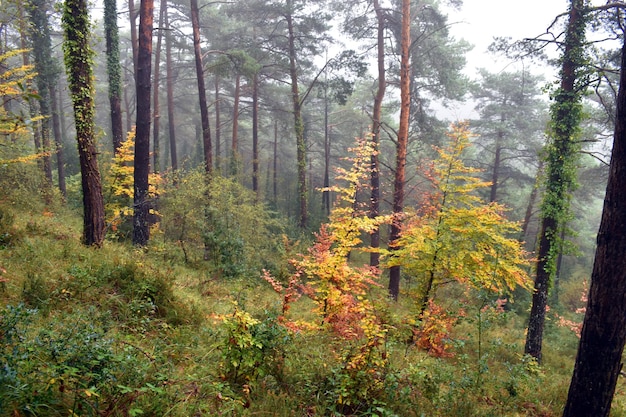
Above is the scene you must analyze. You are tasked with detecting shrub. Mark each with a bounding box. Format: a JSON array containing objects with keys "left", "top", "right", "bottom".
[
  {"left": 219, "top": 306, "right": 290, "bottom": 387},
  {"left": 0, "top": 304, "right": 159, "bottom": 416},
  {"left": 0, "top": 207, "right": 17, "bottom": 248},
  {"left": 159, "top": 170, "right": 285, "bottom": 278}
]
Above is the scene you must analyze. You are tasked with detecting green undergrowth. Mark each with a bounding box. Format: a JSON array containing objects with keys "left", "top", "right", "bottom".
[{"left": 0, "top": 203, "right": 623, "bottom": 416}]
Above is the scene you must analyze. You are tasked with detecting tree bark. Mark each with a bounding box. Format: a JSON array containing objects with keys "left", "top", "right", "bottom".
[
  {"left": 152, "top": 0, "right": 165, "bottom": 173},
  {"left": 214, "top": 74, "right": 221, "bottom": 172},
  {"left": 322, "top": 82, "right": 331, "bottom": 216},
  {"left": 231, "top": 73, "right": 240, "bottom": 176},
  {"left": 525, "top": 0, "right": 586, "bottom": 361},
  {"left": 388, "top": 0, "right": 411, "bottom": 300},
  {"left": 190, "top": 0, "right": 212, "bottom": 174},
  {"left": 129, "top": 0, "right": 139, "bottom": 73},
  {"left": 489, "top": 131, "right": 503, "bottom": 203},
  {"left": 370, "top": 0, "right": 386, "bottom": 268},
  {"left": 49, "top": 84, "right": 66, "bottom": 198},
  {"left": 164, "top": 4, "right": 178, "bottom": 171},
  {"left": 252, "top": 72, "right": 259, "bottom": 197},
  {"left": 273, "top": 119, "right": 278, "bottom": 205},
  {"left": 62, "top": 0, "right": 105, "bottom": 246},
  {"left": 286, "top": 0, "right": 307, "bottom": 229},
  {"left": 132, "top": 0, "right": 154, "bottom": 246},
  {"left": 521, "top": 158, "right": 543, "bottom": 241},
  {"left": 104, "top": 0, "right": 124, "bottom": 153},
  {"left": 27, "top": 0, "right": 54, "bottom": 195},
  {"left": 562, "top": 31, "right": 626, "bottom": 417}
]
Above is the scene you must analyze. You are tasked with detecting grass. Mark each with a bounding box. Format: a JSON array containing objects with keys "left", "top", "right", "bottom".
[{"left": 0, "top": 203, "right": 624, "bottom": 417}]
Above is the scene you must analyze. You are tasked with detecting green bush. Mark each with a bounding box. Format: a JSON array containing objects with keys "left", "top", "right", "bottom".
[
  {"left": 220, "top": 307, "right": 290, "bottom": 387},
  {"left": 159, "top": 171, "right": 286, "bottom": 278},
  {"left": 0, "top": 304, "right": 160, "bottom": 416},
  {"left": 0, "top": 207, "right": 17, "bottom": 249}
]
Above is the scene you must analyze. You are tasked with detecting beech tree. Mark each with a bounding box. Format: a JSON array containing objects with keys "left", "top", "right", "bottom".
[
  {"left": 62, "top": 0, "right": 105, "bottom": 246},
  {"left": 389, "top": 123, "right": 532, "bottom": 314}
]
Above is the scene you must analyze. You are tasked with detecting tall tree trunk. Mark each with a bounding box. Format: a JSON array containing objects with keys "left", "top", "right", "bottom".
[
  {"left": 129, "top": 0, "right": 138, "bottom": 72},
  {"left": 190, "top": 0, "right": 212, "bottom": 174},
  {"left": 18, "top": 3, "right": 42, "bottom": 170},
  {"left": 50, "top": 84, "right": 66, "bottom": 198},
  {"left": 490, "top": 134, "right": 502, "bottom": 202},
  {"left": 132, "top": 0, "right": 154, "bottom": 246},
  {"left": 214, "top": 74, "right": 221, "bottom": 172},
  {"left": 152, "top": 0, "right": 165, "bottom": 173},
  {"left": 273, "top": 119, "right": 278, "bottom": 205},
  {"left": 322, "top": 83, "right": 331, "bottom": 216},
  {"left": 525, "top": 0, "right": 586, "bottom": 361},
  {"left": 123, "top": 61, "right": 133, "bottom": 133},
  {"left": 27, "top": 0, "right": 54, "bottom": 195},
  {"left": 252, "top": 72, "right": 259, "bottom": 197},
  {"left": 164, "top": 4, "right": 177, "bottom": 171},
  {"left": 286, "top": 0, "right": 307, "bottom": 229},
  {"left": 104, "top": 0, "right": 124, "bottom": 153},
  {"left": 231, "top": 73, "right": 240, "bottom": 176},
  {"left": 562, "top": 30, "right": 626, "bottom": 417},
  {"left": 370, "top": 0, "right": 386, "bottom": 267},
  {"left": 62, "top": 0, "right": 105, "bottom": 246},
  {"left": 521, "top": 158, "right": 544, "bottom": 240},
  {"left": 388, "top": 0, "right": 411, "bottom": 300}
]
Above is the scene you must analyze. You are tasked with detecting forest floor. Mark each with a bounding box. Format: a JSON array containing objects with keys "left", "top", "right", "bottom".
[{"left": 1, "top": 205, "right": 625, "bottom": 417}]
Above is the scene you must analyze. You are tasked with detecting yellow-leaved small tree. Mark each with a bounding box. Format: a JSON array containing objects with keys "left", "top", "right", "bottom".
[
  {"left": 105, "top": 128, "right": 161, "bottom": 237},
  {"left": 389, "top": 122, "right": 532, "bottom": 316}
]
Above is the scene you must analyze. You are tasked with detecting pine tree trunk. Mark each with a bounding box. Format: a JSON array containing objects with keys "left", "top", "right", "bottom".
[
  {"left": 104, "top": 0, "right": 124, "bottom": 153},
  {"left": 164, "top": 4, "right": 178, "bottom": 171},
  {"left": 489, "top": 134, "right": 502, "bottom": 203},
  {"left": 252, "top": 72, "right": 259, "bottom": 197},
  {"left": 62, "top": 0, "right": 105, "bottom": 246},
  {"left": 286, "top": 1, "right": 307, "bottom": 229},
  {"left": 370, "top": 0, "right": 386, "bottom": 268},
  {"left": 388, "top": 0, "right": 411, "bottom": 300},
  {"left": 214, "top": 75, "right": 221, "bottom": 172},
  {"left": 273, "top": 120, "right": 278, "bottom": 205},
  {"left": 525, "top": 0, "right": 585, "bottom": 361},
  {"left": 128, "top": 0, "right": 138, "bottom": 72},
  {"left": 190, "top": 0, "right": 212, "bottom": 174},
  {"left": 231, "top": 73, "right": 240, "bottom": 176},
  {"left": 132, "top": 0, "right": 154, "bottom": 246},
  {"left": 562, "top": 31, "right": 626, "bottom": 417},
  {"left": 152, "top": 0, "right": 165, "bottom": 173},
  {"left": 50, "top": 84, "right": 66, "bottom": 198},
  {"left": 322, "top": 87, "right": 331, "bottom": 216}
]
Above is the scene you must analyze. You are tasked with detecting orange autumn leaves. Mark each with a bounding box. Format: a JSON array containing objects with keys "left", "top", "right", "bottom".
[{"left": 264, "top": 122, "right": 532, "bottom": 357}]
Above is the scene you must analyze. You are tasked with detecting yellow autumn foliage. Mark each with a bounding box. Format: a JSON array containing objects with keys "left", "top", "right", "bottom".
[
  {"left": 389, "top": 122, "right": 532, "bottom": 302},
  {"left": 105, "top": 128, "right": 161, "bottom": 232}
]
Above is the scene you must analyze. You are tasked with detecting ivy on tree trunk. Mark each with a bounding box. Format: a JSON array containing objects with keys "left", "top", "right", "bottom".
[
  {"left": 62, "top": 0, "right": 105, "bottom": 247},
  {"left": 524, "top": 0, "right": 588, "bottom": 362}
]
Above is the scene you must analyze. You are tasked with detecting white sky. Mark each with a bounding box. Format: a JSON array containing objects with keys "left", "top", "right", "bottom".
[
  {"left": 439, "top": 0, "right": 614, "bottom": 120},
  {"left": 445, "top": 0, "right": 569, "bottom": 76}
]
